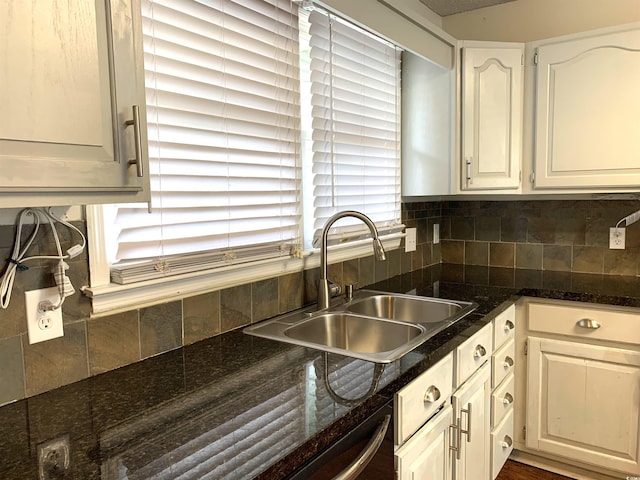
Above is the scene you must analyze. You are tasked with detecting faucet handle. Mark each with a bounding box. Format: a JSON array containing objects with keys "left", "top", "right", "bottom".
[
  {"left": 328, "top": 280, "right": 341, "bottom": 298},
  {"left": 345, "top": 284, "right": 354, "bottom": 301}
]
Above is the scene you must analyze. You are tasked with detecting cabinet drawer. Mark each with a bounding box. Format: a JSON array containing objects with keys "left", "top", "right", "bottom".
[
  {"left": 491, "top": 409, "right": 514, "bottom": 480},
  {"left": 493, "top": 304, "right": 515, "bottom": 349},
  {"left": 528, "top": 301, "right": 640, "bottom": 345},
  {"left": 491, "top": 373, "right": 514, "bottom": 429},
  {"left": 395, "top": 352, "right": 453, "bottom": 446},
  {"left": 491, "top": 339, "right": 515, "bottom": 388},
  {"left": 455, "top": 322, "right": 493, "bottom": 387}
]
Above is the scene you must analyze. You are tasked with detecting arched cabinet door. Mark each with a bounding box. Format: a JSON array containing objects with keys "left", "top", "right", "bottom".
[
  {"left": 461, "top": 43, "right": 524, "bottom": 192},
  {"left": 533, "top": 25, "right": 640, "bottom": 189}
]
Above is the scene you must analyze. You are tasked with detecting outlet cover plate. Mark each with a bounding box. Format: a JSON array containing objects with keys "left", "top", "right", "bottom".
[
  {"left": 405, "top": 228, "right": 417, "bottom": 252},
  {"left": 25, "top": 287, "right": 64, "bottom": 344},
  {"left": 609, "top": 227, "right": 626, "bottom": 250}
]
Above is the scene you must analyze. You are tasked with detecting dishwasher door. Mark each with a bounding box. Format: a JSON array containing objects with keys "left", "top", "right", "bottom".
[{"left": 287, "top": 401, "right": 394, "bottom": 480}]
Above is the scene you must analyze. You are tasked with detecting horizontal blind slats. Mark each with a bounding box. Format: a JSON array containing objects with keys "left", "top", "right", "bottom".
[{"left": 110, "top": 0, "right": 301, "bottom": 279}]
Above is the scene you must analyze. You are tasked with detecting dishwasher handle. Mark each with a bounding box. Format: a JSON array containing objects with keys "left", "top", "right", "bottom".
[{"left": 333, "top": 414, "right": 391, "bottom": 480}]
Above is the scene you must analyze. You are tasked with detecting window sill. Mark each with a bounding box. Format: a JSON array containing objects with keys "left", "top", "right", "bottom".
[{"left": 83, "top": 234, "right": 403, "bottom": 317}]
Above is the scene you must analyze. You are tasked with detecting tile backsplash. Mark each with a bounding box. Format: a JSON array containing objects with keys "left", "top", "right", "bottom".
[{"left": 2, "top": 198, "right": 639, "bottom": 404}]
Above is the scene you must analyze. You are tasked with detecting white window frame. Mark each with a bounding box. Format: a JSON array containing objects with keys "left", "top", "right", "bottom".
[{"left": 84, "top": 204, "right": 402, "bottom": 316}]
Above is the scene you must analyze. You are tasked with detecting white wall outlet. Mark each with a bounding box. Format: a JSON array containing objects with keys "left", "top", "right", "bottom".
[
  {"left": 25, "top": 287, "right": 64, "bottom": 344},
  {"left": 609, "top": 227, "right": 626, "bottom": 250},
  {"left": 405, "top": 227, "right": 417, "bottom": 252},
  {"left": 433, "top": 223, "right": 440, "bottom": 244}
]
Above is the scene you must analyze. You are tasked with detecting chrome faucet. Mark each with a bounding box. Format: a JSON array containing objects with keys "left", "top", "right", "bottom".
[{"left": 317, "top": 210, "right": 387, "bottom": 310}]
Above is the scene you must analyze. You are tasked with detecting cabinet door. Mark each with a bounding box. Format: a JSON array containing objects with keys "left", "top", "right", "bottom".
[
  {"left": 396, "top": 405, "right": 453, "bottom": 480},
  {"left": 533, "top": 26, "right": 640, "bottom": 189},
  {"left": 452, "top": 362, "right": 491, "bottom": 480},
  {"left": 461, "top": 44, "right": 523, "bottom": 191},
  {"left": 527, "top": 337, "right": 640, "bottom": 475},
  {"left": 0, "top": 0, "right": 149, "bottom": 206}
]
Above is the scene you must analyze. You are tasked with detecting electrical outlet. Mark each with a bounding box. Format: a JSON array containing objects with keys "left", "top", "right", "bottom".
[
  {"left": 609, "top": 227, "right": 626, "bottom": 250},
  {"left": 405, "top": 227, "right": 417, "bottom": 252},
  {"left": 433, "top": 223, "right": 440, "bottom": 244},
  {"left": 25, "top": 287, "right": 64, "bottom": 344},
  {"left": 38, "top": 435, "right": 70, "bottom": 480}
]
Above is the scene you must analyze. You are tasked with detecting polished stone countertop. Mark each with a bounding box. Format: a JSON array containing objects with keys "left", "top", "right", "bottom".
[{"left": 3, "top": 265, "right": 640, "bottom": 479}]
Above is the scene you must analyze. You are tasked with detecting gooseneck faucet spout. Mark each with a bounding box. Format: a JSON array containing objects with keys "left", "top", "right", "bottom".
[{"left": 317, "top": 210, "right": 386, "bottom": 310}]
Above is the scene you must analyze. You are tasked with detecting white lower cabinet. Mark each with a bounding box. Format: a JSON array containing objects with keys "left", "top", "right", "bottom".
[
  {"left": 491, "top": 410, "right": 514, "bottom": 478},
  {"left": 396, "top": 405, "right": 453, "bottom": 480},
  {"left": 395, "top": 306, "right": 516, "bottom": 480},
  {"left": 452, "top": 363, "right": 492, "bottom": 480},
  {"left": 527, "top": 336, "right": 640, "bottom": 475}
]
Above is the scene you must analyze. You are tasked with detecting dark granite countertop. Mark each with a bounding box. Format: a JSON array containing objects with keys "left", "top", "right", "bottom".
[{"left": 3, "top": 264, "right": 640, "bottom": 479}]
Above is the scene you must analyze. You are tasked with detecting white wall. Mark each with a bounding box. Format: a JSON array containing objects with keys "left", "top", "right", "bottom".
[{"left": 442, "top": 0, "right": 640, "bottom": 41}]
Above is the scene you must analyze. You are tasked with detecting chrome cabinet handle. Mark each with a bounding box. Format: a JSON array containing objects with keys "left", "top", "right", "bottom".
[
  {"left": 503, "top": 392, "right": 514, "bottom": 405},
  {"left": 474, "top": 344, "right": 487, "bottom": 358},
  {"left": 449, "top": 418, "right": 463, "bottom": 460},
  {"left": 461, "top": 402, "right": 472, "bottom": 443},
  {"left": 125, "top": 105, "right": 144, "bottom": 178},
  {"left": 333, "top": 414, "right": 391, "bottom": 480},
  {"left": 577, "top": 318, "right": 600, "bottom": 329},
  {"left": 504, "top": 320, "right": 515, "bottom": 332},
  {"left": 503, "top": 356, "right": 514, "bottom": 369},
  {"left": 501, "top": 435, "right": 513, "bottom": 449},
  {"left": 424, "top": 385, "right": 441, "bottom": 404}
]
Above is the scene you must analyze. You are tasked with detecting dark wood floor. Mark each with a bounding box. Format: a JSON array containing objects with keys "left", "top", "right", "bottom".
[{"left": 496, "top": 460, "right": 575, "bottom": 480}]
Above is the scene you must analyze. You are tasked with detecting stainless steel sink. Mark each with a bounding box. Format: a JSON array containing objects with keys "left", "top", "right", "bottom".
[
  {"left": 244, "top": 290, "right": 477, "bottom": 363},
  {"left": 341, "top": 293, "right": 464, "bottom": 324},
  {"left": 284, "top": 312, "right": 423, "bottom": 354}
]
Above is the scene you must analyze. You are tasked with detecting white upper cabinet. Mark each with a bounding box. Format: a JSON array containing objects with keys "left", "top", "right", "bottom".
[
  {"left": 532, "top": 24, "right": 640, "bottom": 190},
  {"left": 0, "top": 0, "right": 149, "bottom": 207},
  {"left": 460, "top": 43, "right": 524, "bottom": 191}
]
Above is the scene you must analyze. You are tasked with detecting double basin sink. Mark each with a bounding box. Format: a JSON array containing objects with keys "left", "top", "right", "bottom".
[{"left": 244, "top": 290, "right": 477, "bottom": 363}]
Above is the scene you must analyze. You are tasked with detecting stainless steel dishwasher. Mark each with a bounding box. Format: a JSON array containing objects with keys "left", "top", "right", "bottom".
[{"left": 286, "top": 400, "right": 394, "bottom": 480}]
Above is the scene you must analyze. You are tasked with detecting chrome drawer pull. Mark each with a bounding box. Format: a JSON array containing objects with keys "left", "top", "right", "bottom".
[
  {"left": 503, "top": 356, "right": 514, "bottom": 369},
  {"left": 576, "top": 318, "right": 600, "bottom": 329},
  {"left": 504, "top": 320, "right": 515, "bottom": 332},
  {"left": 474, "top": 344, "right": 487, "bottom": 358},
  {"left": 503, "top": 392, "right": 514, "bottom": 405},
  {"left": 461, "top": 402, "right": 472, "bottom": 442},
  {"left": 125, "top": 105, "right": 144, "bottom": 178},
  {"left": 424, "top": 385, "right": 441, "bottom": 404},
  {"left": 500, "top": 435, "right": 513, "bottom": 449}
]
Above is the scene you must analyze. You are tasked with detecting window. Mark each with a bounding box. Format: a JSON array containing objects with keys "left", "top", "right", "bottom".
[{"left": 87, "top": 0, "right": 402, "bottom": 311}]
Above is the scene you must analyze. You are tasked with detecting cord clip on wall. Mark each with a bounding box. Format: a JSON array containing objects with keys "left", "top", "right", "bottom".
[{"left": 0, "top": 208, "right": 86, "bottom": 310}]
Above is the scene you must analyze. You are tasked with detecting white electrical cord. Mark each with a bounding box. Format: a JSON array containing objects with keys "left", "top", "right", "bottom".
[
  {"left": 0, "top": 208, "right": 86, "bottom": 310},
  {"left": 616, "top": 209, "right": 640, "bottom": 228}
]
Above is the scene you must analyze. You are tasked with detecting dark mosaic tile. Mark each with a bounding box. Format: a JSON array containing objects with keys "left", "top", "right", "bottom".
[
  {"left": 450, "top": 217, "right": 475, "bottom": 240},
  {"left": 279, "top": 271, "right": 304, "bottom": 313},
  {"left": 515, "top": 244, "right": 543, "bottom": 270},
  {"left": 140, "top": 301, "right": 183, "bottom": 358},
  {"left": 0, "top": 335, "right": 25, "bottom": 405},
  {"left": 88, "top": 310, "right": 140, "bottom": 374},
  {"left": 441, "top": 240, "right": 464, "bottom": 264},
  {"left": 603, "top": 248, "right": 639, "bottom": 276},
  {"left": 527, "top": 217, "right": 556, "bottom": 244},
  {"left": 183, "top": 291, "right": 221, "bottom": 344},
  {"left": 252, "top": 278, "right": 279, "bottom": 323},
  {"left": 464, "top": 265, "right": 488, "bottom": 285},
  {"left": 465, "top": 241, "right": 489, "bottom": 266},
  {"left": 475, "top": 216, "right": 501, "bottom": 241},
  {"left": 500, "top": 216, "right": 528, "bottom": 243},
  {"left": 23, "top": 321, "right": 89, "bottom": 397},
  {"left": 489, "top": 243, "right": 514, "bottom": 267},
  {"left": 543, "top": 245, "right": 572, "bottom": 272},
  {"left": 573, "top": 245, "right": 604, "bottom": 274},
  {"left": 489, "top": 267, "right": 515, "bottom": 288}
]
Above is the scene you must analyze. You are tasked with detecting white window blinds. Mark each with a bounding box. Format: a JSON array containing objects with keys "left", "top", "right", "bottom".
[
  {"left": 110, "top": 0, "right": 301, "bottom": 284},
  {"left": 306, "top": 10, "right": 402, "bottom": 244}
]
